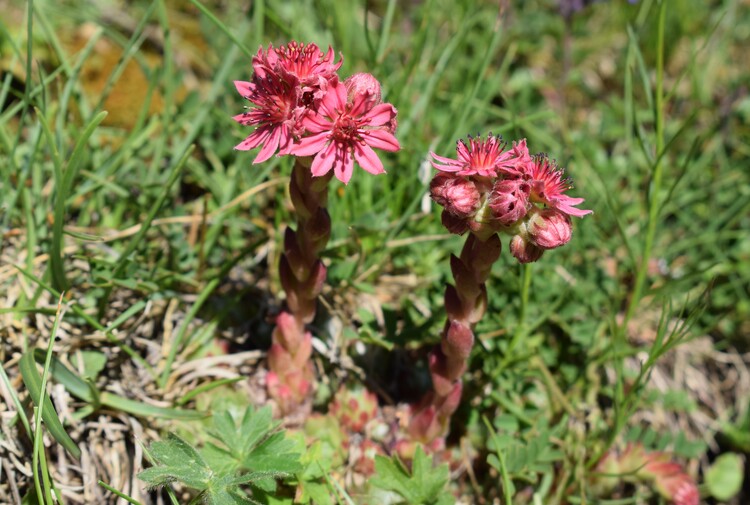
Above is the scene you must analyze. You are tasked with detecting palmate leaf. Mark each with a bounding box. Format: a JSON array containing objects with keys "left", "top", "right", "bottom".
[
  {"left": 138, "top": 433, "right": 213, "bottom": 490},
  {"left": 139, "top": 406, "right": 302, "bottom": 505},
  {"left": 370, "top": 446, "right": 452, "bottom": 505},
  {"left": 205, "top": 406, "right": 302, "bottom": 492}
]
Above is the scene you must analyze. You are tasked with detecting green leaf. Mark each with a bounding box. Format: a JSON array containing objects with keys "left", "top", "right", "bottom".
[
  {"left": 370, "top": 446, "right": 450, "bottom": 505},
  {"left": 18, "top": 352, "right": 81, "bottom": 459},
  {"left": 295, "top": 440, "right": 335, "bottom": 505},
  {"left": 204, "top": 406, "right": 302, "bottom": 493},
  {"left": 706, "top": 453, "right": 743, "bottom": 501},
  {"left": 31, "top": 350, "right": 204, "bottom": 420},
  {"left": 71, "top": 350, "right": 107, "bottom": 379},
  {"left": 139, "top": 433, "right": 213, "bottom": 490}
]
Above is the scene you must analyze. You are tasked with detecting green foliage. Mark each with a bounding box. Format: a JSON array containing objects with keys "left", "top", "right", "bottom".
[
  {"left": 624, "top": 425, "right": 707, "bottom": 460},
  {"left": 291, "top": 439, "right": 335, "bottom": 505},
  {"left": 487, "top": 418, "right": 564, "bottom": 496},
  {"left": 139, "top": 406, "right": 301, "bottom": 504},
  {"left": 706, "top": 453, "right": 744, "bottom": 501},
  {"left": 370, "top": 446, "right": 452, "bottom": 505},
  {"left": 723, "top": 406, "right": 750, "bottom": 453}
]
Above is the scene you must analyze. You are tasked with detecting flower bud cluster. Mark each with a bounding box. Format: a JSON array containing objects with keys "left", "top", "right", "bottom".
[
  {"left": 410, "top": 135, "right": 592, "bottom": 444},
  {"left": 429, "top": 135, "right": 591, "bottom": 263}
]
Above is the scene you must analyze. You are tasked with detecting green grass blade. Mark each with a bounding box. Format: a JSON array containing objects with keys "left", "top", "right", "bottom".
[
  {"left": 20, "top": 353, "right": 82, "bottom": 459},
  {"left": 31, "top": 350, "right": 205, "bottom": 420},
  {"left": 188, "top": 0, "right": 253, "bottom": 58},
  {"left": 98, "top": 481, "right": 145, "bottom": 505},
  {"left": 13, "top": 263, "right": 154, "bottom": 374},
  {"left": 176, "top": 378, "right": 243, "bottom": 406},
  {"left": 48, "top": 110, "right": 108, "bottom": 292},
  {"left": 98, "top": 145, "right": 194, "bottom": 316}
]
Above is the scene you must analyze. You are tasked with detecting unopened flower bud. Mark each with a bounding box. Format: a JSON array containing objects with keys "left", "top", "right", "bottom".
[
  {"left": 345, "top": 72, "right": 382, "bottom": 107},
  {"left": 430, "top": 174, "right": 481, "bottom": 218},
  {"left": 527, "top": 208, "right": 572, "bottom": 249},
  {"left": 510, "top": 234, "right": 544, "bottom": 263},
  {"left": 441, "top": 211, "right": 470, "bottom": 235},
  {"left": 488, "top": 179, "right": 530, "bottom": 226}
]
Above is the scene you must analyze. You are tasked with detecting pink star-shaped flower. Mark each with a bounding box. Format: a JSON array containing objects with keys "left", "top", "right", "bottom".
[
  {"left": 233, "top": 42, "right": 341, "bottom": 163},
  {"left": 520, "top": 155, "right": 592, "bottom": 217},
  {"left": 287, "top": 81, "right": 400, "bottom": 184},
  {"left": 430, "top": 134, "right": 524, "bottom": 177}
]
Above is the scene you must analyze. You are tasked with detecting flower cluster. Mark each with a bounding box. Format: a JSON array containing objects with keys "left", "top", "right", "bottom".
[
  {"left": 233, "top": 42, "right": 399, "bottom": 184},
  {"left": 429, "top": 135, "right": 591, "bottom": 262}
]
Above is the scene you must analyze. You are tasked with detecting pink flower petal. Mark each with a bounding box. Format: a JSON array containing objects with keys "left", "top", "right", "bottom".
[
  {"left": 235, "top": 129, "right": 268, "bottom": 151},
  {"left": 363, "top": 103, "right": 397, "bottom": 127},
  {"left": 253, "top": 126, "right": 283, "bottom": 163},
  {"left": 554, "top": 202, "right": 593, "bottom": 217},
  {"left": 318, "top": 83, "right": 345, "bottom": 118},
  {"left": 354, "top": 144, "right": 385, "bottom": 175},
  {"left": 310, "top": 142, "right": 337, "bottom": 177},
  {"left": 334, "top": 146, "right": 354, "bottom": 184},
  {"left": 301, "top": 113, "right": 332, "bottom": 132},
  {"left": 364, "top": 129, "right": 400, "bottom": 152},
  {"left": 348, "top": 92, "right": 369, "bottom": 116},
  {"left": 289, "top": 131, "right": 330, "bottom": 157},
  {"left": 560, "top": 196, "right": 585, "bottom": 206},
  {"left": 233, "top": 112, "right": 254, "bottom": 125},
  {"left": 234, "top": 80, "right": 253, "bottom": 97},
  {"left": 333, "top": 82, "right": 348, "bottom": 110}
]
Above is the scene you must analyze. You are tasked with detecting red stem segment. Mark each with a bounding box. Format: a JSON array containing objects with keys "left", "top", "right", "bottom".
[
  {"left": 409, "top": 233, "right": 501, "bottom": 443},
  {"left": 267, "top": 159, "right": 332, "bottom": 413}
]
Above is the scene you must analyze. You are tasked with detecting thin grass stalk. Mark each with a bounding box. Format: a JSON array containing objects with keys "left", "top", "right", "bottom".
[
  {"left": 31, "top": 294, "right": 65, "bottom": 505},
  {"left": 624, "top": 0, "right": 667, "bottom": 325}
]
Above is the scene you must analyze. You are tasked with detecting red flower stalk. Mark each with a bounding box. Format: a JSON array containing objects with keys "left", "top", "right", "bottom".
[
  {"left": 267, "top": 161, "right": 331, "bottom": 413},
  {"left": 409, "top": 234, "right": 501, "bottom": 442},
  {"left": 233, "top": 42, "right": 399, "bottom": 413},
  {"left": 411, "top": 136, "right": 590, "bottom": 443}
]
